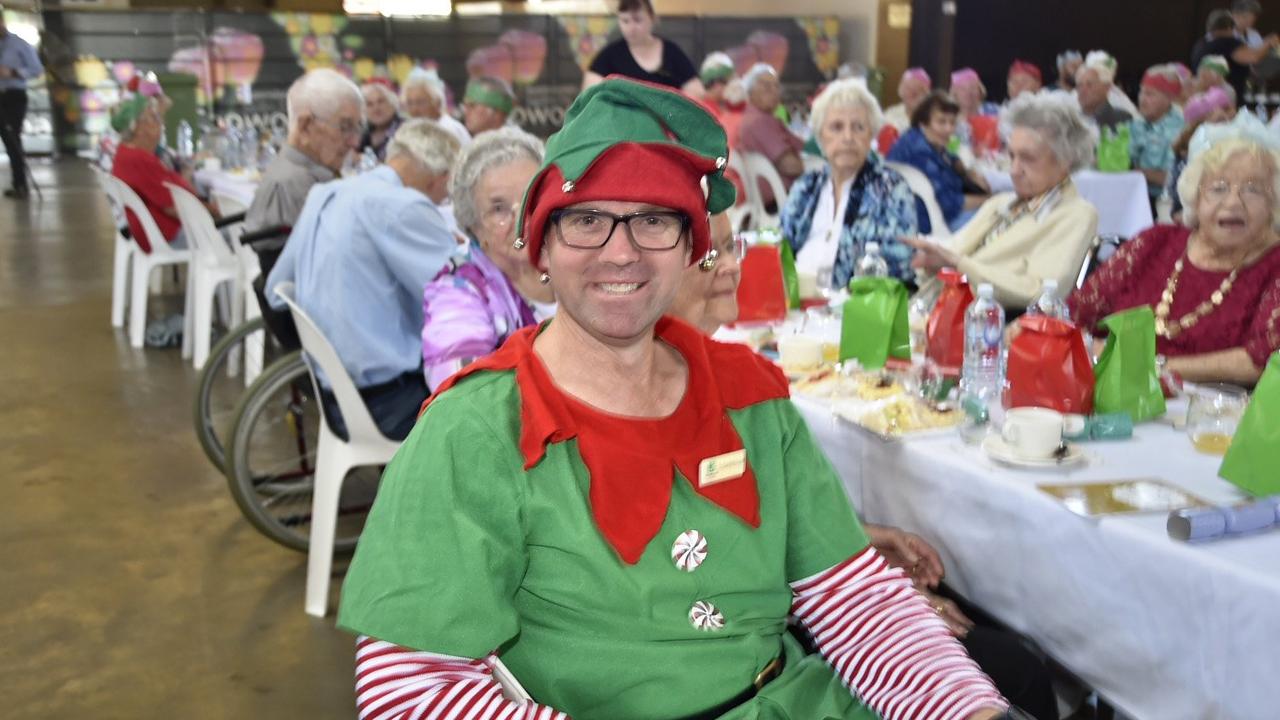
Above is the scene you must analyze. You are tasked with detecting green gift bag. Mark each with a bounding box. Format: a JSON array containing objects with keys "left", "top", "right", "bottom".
[
  {"left": 779, "top": 238, "right": 801, "bottom": 310},
  {"left": 1092, "top": 306, "right": 1166, "bottom": 421},
  {"left": 840, "top": 277, "right": 911, "bottom": 369},
  {"left": 1097, "top": 125, "right": 1132, "bottom": 172},
  {"left": 1219, "top": 353, "right": 1280, "bottom": 496}
]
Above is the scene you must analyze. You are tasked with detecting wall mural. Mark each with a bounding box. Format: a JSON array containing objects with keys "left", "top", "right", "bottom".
[{"left": 47, "top": 10, "right": 841, "bottom": 149}]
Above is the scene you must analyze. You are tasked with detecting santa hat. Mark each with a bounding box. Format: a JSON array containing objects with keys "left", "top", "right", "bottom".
[
  {"left": 515, "top": 77, "right": 735, "bottom": 268},
  {"left": 1008, "top": 60, "right": 1042, "bottom": 84},
  {"left": 1142, "top": 66, "right": 1182, "bottom": 98}
]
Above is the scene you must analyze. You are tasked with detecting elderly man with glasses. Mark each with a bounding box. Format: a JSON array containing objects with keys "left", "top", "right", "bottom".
[
  {"left": 266, "top": 119, "right": 462, "bottom": 441},
  {"left": 245, "top": 68, "right": 364, "bottom": 234}
]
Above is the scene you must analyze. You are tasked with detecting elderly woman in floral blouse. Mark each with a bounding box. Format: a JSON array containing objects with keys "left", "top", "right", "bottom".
[
  {"left": 420, "top": 127, "right": 557, "bottom": 389},
  {"left": 780, "top": 78, "right": 918, "bottom": 288}
]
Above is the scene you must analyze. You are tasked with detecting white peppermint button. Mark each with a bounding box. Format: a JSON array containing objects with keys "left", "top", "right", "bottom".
[
  {"left": 689, "top": 600, "right": 725, "bottom": 631},
  {"left": 672, "top": 529, "right": 708, "bottom": 572}
]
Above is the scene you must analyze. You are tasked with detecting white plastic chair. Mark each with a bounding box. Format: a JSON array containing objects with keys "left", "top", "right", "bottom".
[
  {"left": 726, "top": 151, "right": 761, "bottom": 231},
  {"left": 104, "top": 175, "right": 194, "bottom": 351},
  {"left": 885, "top": 161, "right": 952, "bottom": 238},
  {"left": 274, "top": 282, "right": 402, "bottom": 618},
  {"left": 739, "top": 151, "right": 789, "bottom": 230},
  {"left": 93, "top": 166, "right": 135, "bottom": 329},
  {"left": 167, "top": 183, "right": 244, "bottom": 369},
  {"left": 211, "top": 191, "right": 248, "bottom": 218}
]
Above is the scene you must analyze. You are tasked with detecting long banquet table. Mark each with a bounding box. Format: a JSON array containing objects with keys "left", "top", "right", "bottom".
[{"left": 792, "top": 392, "right": 1280, "bottom": 720}]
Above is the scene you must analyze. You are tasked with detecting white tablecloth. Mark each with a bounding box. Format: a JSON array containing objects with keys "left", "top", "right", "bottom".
[
  {"left": 981, "top": 169, "right": 1154, "bottom": 239},
  {"left": 193, "top": 167, "right": 259, "bottom": 212},
  {"left": 793, "top": 393, "right": 1280, "bottom": 720}
]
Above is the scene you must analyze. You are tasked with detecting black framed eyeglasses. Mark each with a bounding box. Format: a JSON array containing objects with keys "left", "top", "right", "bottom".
[{"left": 549, "top": 209, "right": 689, "bottom": 251}]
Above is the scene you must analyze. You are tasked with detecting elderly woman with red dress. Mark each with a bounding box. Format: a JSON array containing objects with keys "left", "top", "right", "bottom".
[{"left": 1069, "top": 112, "right": 1280, "bottom": 385}]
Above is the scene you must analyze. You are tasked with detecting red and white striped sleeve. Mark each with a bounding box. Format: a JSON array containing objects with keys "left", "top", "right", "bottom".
[
  {"left": 355, "top": 636, "right": 571, "bottom": 720},
  {"left": 790, "top": 546, "right": 1009, "bottom": 720}
]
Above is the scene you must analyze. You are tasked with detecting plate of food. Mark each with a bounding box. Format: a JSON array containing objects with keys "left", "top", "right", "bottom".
[{"left": 833, "top": 395, "right": 963, "bottom": 441}]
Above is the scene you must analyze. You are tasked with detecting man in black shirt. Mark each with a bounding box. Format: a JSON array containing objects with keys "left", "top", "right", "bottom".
[{"left": 1191, "top": 8, "right": 1279, "bottom": 101}]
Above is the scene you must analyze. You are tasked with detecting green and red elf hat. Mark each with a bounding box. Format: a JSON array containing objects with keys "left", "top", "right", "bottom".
[{"left": 514, "top": 76, "right": 736, "bottom": 267}]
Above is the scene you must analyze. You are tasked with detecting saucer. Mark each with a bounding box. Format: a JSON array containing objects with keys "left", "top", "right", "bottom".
[{"left": 982, "top": 435, "right": 1087, "bottom": 469}]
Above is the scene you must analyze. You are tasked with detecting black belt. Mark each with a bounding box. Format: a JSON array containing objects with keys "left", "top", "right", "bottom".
[{"left": 679, "top": 653, "right": 786, "bottom": 720}]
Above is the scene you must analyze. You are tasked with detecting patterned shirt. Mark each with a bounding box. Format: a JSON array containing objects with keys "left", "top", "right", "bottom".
[
  {"left": 780, "top": 153, "right": 918, "bottom": 287},
  {"left": 421, "top": 245, "right": 551, "bottom": 390},
  {"left": 1129, "top": 107, "right": 1184, "bottom": 198}
]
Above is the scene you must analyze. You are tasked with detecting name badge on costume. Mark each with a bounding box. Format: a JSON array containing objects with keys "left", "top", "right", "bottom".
[{"left": 699, "top": 450, "right": 747, "bottom": 488}]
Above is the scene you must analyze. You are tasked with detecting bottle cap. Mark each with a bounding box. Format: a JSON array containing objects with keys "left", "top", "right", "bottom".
[
  {"left": 977, "top": 283, "right": 994, "bottom": 298},
  {"left": 865, "top": 242, "right": 880, "bottom": 253},
  {"left": 1043, "top": 278, "right": 1058, "bottom": 291}
]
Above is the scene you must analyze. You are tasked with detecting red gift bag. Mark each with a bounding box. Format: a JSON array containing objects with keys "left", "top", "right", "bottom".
[
  {"left": 1006, "top": 315, "right": 1096, "bottom": 414},
  {"left": 969, "top": 115, "right": 1001, "bottom": 154},
  {"left": 736, "top": 244, "right": 788, "bottom": 323},
  {"left": 925, "top": 268, "right": 973, "bottom": 377}
]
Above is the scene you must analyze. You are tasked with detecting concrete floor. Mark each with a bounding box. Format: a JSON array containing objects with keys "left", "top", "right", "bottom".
[{"left": 0, "top": 159, "right": 355, "bottom": 718}]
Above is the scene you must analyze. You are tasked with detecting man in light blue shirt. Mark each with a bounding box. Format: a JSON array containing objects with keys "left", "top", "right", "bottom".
[
  {"left": 268, "top": 119, "right": 462, "bottom": 440},
  {"left": 0, "top": 9, "right": 44, "bottom": 199}
]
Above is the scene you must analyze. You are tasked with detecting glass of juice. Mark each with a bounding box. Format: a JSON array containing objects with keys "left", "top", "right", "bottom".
[{"left": 1186, "top": 383, "right": 1249, "bottom": 455}]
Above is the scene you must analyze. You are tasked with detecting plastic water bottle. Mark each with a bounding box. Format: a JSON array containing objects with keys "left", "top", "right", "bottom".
[
  {"left": 176, "top": 120, "right": 194, "bottom": 161},
  {"left": 1025, "top": 278, "right": 1070, "bottom": 320},
  {"left": 854, "top": 242, "right": 890, "bottom": 278},
  {"left": 359, "top": 146, "right": 379, "bottom": 173},
  {"left": 1155, "top": 187, "right": 1173, "bottom": 223},
  {"left": 959, "top": 283, "right": 1005, "bottom": 442},
  {"left": 241, "top": 127, "right": 259, "bottom": 169},
  {"left": 223, "top": 124, "right": 242, "bottom": 169}
]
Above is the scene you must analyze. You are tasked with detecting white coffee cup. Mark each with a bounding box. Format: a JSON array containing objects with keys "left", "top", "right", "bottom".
[{"left": 1001, "top": 407, "right": 1064, "bottom": 459}]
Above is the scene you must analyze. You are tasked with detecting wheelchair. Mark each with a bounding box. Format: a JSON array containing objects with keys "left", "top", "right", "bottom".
[{"left": 193, "top": 225, "right": 374, "bottom": 553}]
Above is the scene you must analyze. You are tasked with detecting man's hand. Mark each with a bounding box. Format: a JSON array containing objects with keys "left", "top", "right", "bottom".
[
  {"left": 0, "top": 66, "right": 14, "bottom": 79},
  {"left": 901, "top": 235, "right": 961, "bottom": 274},
  {"left": 865, "top": 523, "right": 945, "bottom": 588}
]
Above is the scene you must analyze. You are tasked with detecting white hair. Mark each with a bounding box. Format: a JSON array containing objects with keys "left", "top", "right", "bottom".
[
  {"left": 743, "top": 63, "right": 777, "bottom": 94},
  {"left": 1177, "top": 137, "right": 1280, "bottom": 228},
  {"left": 1078, "top": 50, "right": 1116, "bottom": 86},
  {"left": 387, "top": 118, "right": 462, "bottom": 176},
  {"left": 449, "top": 127, "right": 544, "bottom": 233},
  {"left": 286, "top": 68, "right": 364, "bottom": 133},
  {"left": 361, "top": 82, "right": 400, "bottom": 112},
  {"left": 1002, "top": 90, "right": 1096, "bottom": 173},
  {"left": 402, "top": 68, "right": 445, "bottom": 107},
  {"left": 701, "top": 51, "right": 734, "bottom": 75},
  {"left": 809, "top": 78, "right": 883, "bottom": 148}
]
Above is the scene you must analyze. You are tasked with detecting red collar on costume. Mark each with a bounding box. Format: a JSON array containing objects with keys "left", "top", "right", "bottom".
[{"left": 420, "top": 316, "right": 791, "bottom": 564}]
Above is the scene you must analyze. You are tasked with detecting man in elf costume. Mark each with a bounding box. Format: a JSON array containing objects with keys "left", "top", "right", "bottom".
[{"left": 338, "top": 77, "right": 1022, "bottom": 720}]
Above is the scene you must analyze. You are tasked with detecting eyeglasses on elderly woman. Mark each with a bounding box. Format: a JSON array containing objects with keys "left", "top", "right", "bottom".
[
  {"left": 1201, "top": 179, "right": 1273, "bottom": 203},
  {"left": 549, "top": 208, "right": 690, "bottom": 250}
]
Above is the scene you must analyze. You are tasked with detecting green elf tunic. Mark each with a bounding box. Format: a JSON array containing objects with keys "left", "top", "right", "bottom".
[{"left": 338, "top": 317, "right": 876, "bottom": 719}]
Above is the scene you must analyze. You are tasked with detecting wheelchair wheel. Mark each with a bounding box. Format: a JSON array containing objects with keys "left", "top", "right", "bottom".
[
  {"left": 224, "top": 354, "right": 376, "bottom": 553},
  {"left": 193, "top": 316, "right": 275, "bottom": 472}
]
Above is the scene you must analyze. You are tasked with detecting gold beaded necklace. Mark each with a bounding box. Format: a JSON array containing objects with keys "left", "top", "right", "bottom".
[{"left": 1153, "top": 254, "right": 1239, "bottom": 340}]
